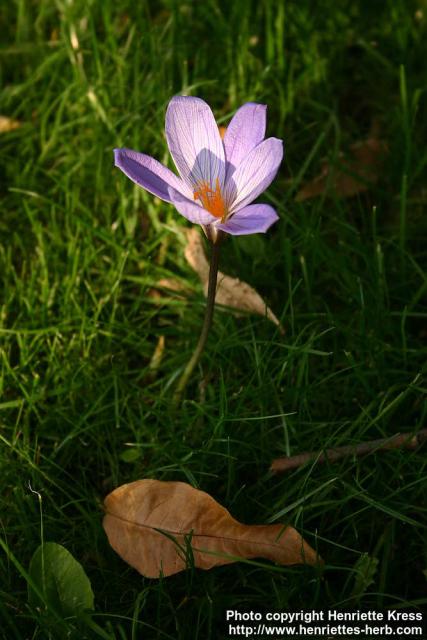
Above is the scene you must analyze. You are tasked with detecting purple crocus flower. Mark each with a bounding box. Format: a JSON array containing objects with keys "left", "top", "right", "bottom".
[{"left": 114, "top": 96, "right": 283, "bottom": 238}]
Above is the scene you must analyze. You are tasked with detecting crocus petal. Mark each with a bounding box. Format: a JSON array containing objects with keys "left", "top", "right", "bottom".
[
  {"left": 223, "top": 103, "right": 266, "bottom": 177},
  {"left": 169, "top": 188, "right": 218, "bottom": 225},
  {"left": 217, "top": 204, "right": 279, "bottom": 235},
  {"left": 114, "top": 148, "right": 192, "bottom": 202},
  {"left": 165, "top": 96, "right": 226, "bottom": 190},
  {"left": 228, "top": 138, "right": 283, "bottom": 213}
]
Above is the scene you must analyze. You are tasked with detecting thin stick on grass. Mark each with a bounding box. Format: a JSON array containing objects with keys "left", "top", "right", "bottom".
[{"left": 270, "top": 428, "right": 427, "bottom": 474}]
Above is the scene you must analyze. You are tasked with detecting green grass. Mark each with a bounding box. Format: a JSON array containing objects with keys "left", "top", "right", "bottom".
[{"left": 1, "top": 0, "right": 427, "bottom": 638}]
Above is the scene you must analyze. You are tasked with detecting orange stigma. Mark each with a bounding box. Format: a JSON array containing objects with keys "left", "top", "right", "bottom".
[{"left": 193, "top": 178, "right": 227, "bottom": 221}]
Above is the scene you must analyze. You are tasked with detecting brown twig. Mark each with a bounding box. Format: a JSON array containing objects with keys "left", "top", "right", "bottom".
[{"left": 270, "top": 429, "right": 427, "bottom": 474}]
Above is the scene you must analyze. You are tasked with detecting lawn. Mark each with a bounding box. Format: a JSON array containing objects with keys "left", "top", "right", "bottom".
[{"left": 1, "top": 1, "right": 426, "bottom": 638}]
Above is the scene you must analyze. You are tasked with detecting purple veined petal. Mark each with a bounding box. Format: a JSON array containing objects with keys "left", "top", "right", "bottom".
[
  {"left": 169, "top": 187, "right": 218, "bottom": 225},
  {"left": 223, "top": 103, "right": 266, "bottom": 178},
  {"left": 114, "top": 148, "right": 193, "bottom": 202},
  {"left": 165, "top": 96, "right": 226, "bottom": 191},
  {"left": 227, "top": 137, "right": 283, "bottom": 213},
  {"left": 217, "top": 203, "right": 279, "bottom": 236}
]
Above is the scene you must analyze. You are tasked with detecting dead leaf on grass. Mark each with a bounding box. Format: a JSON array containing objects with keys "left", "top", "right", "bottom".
[
  {"left": 148, "top": 277, "right": 193, "bottom": 302},
  {"left": 295, "top": 137, "right": 388, "bottom": 201},
  {"left": 156, "top": 278, "right": 191, "bottom": 295},
  {"left": 0, "top": 116, "right": 21, "bottom": 133},
  {"left": 183, "top": 228, "right": 210, "bottom": 279},
  {"left": 185, "top": 228, "right": 283, "bottom": 332},
  {"left": 103, "top": 479, "right": 320, "bottom": 578}
]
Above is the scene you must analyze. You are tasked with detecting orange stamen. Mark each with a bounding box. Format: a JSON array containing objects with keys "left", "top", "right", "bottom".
[{"left": 193, "top": 178, "right": 227, "bottom": 221}]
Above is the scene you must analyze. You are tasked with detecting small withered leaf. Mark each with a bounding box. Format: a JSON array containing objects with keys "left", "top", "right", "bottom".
[
  {"left": 184, "top": 228, "right": 210, "bottom": 279},
  {"left": 0, "top": 116, "right": 21, "bottom": 133},
  {"left": 103, "top": 479, "right": 320, "bottom": 578}
]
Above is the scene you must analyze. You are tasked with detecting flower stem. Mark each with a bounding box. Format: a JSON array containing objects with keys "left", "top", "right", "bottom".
[{"left": 172, "top": 234, "right": 222, "bottom": 406}]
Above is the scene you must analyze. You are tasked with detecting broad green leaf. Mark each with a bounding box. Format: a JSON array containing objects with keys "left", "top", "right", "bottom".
[
  {"left": 120, "top": 448, "right": 141, "bottom": 463},
  {"left": 28, "top": 542, "right": 94, "bottom": 617}
]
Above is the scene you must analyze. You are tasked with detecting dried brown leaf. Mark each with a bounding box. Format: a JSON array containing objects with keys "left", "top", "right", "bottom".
[
  {"left": 155, "top": 277, "right": 190, "bottom": 295},
  {"left": 0, "top": 116, "right": 21, "bottom": 133},
  {"left": 103, "top": 479, "right": 319, "bottom": 578},
  {"left": 295, "top": 137, "right": 387, "bottom": 202},
  {"left": 148, "top": 277, "right": 193, "bottom": 302},
  {"left": 213, "top": 272, "right": 282, "bottom": 329},
  {"left": 184, "top": 228, "right": 210, "bottom": 278},
  {"left": 184, "top": 228, "right": 283, "bottom": 332}
]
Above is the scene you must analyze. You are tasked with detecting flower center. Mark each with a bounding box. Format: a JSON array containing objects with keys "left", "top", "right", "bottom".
[{"left": 193, "top": 178, "right": 227, "bottom": 221}]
